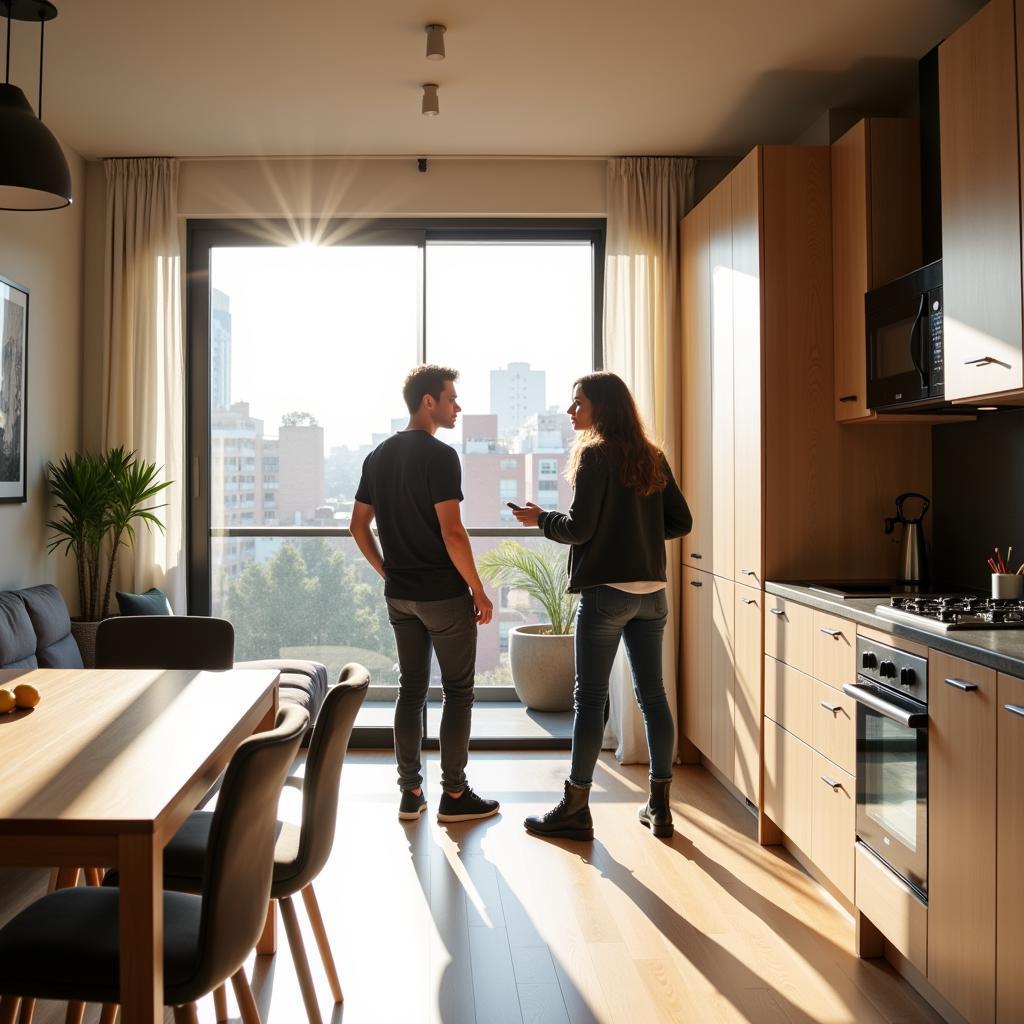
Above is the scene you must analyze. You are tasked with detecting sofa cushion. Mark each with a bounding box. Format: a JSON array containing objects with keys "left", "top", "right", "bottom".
[
  {"left": 0, "top": 592, "right": 39, "bottom": 670},
  {"left": 19, "top": 584, "right": 84, "bottom": 670},
  {"left": 233, "top": 658, "right": 329, "bottom": 722},
  {"left": 115, "top": 587, "right": 172, "bottom": 616}
]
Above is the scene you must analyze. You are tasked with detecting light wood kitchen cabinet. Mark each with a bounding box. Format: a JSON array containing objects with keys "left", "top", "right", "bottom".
[
  {"left": 928, "top": 649, "right": 997, "bottom": 1024},
  {"left": 763, "top": 656, "right": 813, "bottom": 745},
  {"left": 681, "top": 200, "right": 712, "bottom": 569},
  {"left": 763, "top": 718, "right": 812, "bottom": 853},
  {"left": 811, "top": 610, "right": 856, "bottom": 690},
  {"left": 710, "top": 575, "right": 736, "bottom": 777},
  {"left": 997, "top": 672, "right": 1024, "bottom": 1022},
  {"left": 831, "top": 117, "right": 922, "bottom": 422},
  {"left": 731, "top": 151, "right": 762, "bottom": 586},
  {"left": 940, "top": 0, "right": 1024, "bottom": 403},
  {"left": 810, "top": 678, "right": 855, "bottom": 777},
  {"left": 764, "top": 596, "right": 814, "bottom": 676},
  {"left": 709, "top": 180, "right": 735, "bottom": 581},
  {"left": 811, "top": 751, "right": 855, "bottom": 901},
  {"left": 733, "top": 584, "right": 762, "bottom": 804},
  {"left": 682, "top": 567, "right": 711, "bottom": 754}
]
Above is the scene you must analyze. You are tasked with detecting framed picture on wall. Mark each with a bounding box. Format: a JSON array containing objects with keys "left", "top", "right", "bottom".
[{"left": 0, "top": 275, "right": 28, "bottom": 504}]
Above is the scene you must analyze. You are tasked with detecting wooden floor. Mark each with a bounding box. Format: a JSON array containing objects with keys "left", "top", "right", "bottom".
[{"left": 16, "top": 751, "right": 944, "bottom": 1023}]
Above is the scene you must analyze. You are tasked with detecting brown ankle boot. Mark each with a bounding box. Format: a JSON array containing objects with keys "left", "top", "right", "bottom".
[{"left": 639, "top": 777, "right": 673, "bottom": 838}]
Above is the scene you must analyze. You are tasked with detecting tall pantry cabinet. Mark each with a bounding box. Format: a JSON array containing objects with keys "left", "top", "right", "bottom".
[{"left": 679, "top": 145, "right": 931, "bottom": 820}]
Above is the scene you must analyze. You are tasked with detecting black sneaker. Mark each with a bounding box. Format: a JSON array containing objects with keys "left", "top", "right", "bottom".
[
  {"left": 437, "top": 786, "right": 500, "bottom": 822},
  {"left": 399, "top": 789, "right": 427, "bottom": 820}
]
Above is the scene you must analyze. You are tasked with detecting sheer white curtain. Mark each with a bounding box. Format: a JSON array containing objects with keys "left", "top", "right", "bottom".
[
  {"left": 603, "top": 156, "right": 695, "bottom": 764},
  {"left": 101, "top": 158, "right": 185, "bottom": 610}
]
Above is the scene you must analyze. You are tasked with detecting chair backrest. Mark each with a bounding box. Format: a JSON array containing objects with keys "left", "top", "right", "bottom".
[
  {"left": 95, "top": 615, "right": 234, "bottom": 670},
  {"left": 189, "top": 703, "right": 308, "bottom": 997},
  {"left": 280, "top": 663, "right": 369, "bottom": 896}
]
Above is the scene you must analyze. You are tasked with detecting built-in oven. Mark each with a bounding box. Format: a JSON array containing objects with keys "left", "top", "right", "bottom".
[
  {"left": 865, "top": 259, "right": 944, "bottom": 411},
  {"left": 843, "top": 637, "right": 929, "bottom": 901}
]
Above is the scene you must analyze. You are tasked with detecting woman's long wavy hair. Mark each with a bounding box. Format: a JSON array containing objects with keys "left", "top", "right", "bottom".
[{"left": 566, "top": 372, "right": 667, "bottom": 496}]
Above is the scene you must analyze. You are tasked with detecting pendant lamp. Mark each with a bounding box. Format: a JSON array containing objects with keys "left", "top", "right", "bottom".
[{"left": 0, "top": 0, "right": 71, "bottom": 210}]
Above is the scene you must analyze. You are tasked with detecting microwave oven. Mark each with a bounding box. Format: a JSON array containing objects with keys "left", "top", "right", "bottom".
[{"left": 865, "top": 260, "right": 944, "bottom": 411}]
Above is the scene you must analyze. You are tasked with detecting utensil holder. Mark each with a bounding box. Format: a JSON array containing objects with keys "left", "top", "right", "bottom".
[{"left": 991, "top": 573, "right": 1024, "bottom": 599}]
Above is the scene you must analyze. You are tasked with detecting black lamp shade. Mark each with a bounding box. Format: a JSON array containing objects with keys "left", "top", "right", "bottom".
[{"left": 0, "top": 82, "right": 71, "bottom": 210}]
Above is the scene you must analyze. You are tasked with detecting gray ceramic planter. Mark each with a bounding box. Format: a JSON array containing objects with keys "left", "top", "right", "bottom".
[{"left": 508, "top": 624, "right": 575, "bottom": 712}]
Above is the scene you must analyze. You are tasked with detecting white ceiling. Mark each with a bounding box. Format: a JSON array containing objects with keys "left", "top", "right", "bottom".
[{"left": 8, "top": 0, "right": 984, "bottom": 160}]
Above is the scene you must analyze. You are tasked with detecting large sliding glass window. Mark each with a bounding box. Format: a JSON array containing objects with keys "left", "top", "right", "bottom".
[{"left": 188, "top": 220, "right": 602, "bottom": 694}]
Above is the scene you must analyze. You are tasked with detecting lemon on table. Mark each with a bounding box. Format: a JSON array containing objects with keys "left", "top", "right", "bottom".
[
  {"left": 13, "top": 683, "right": 39, "bottom": 709},
  {"left": 0, "top": 689, "right": 15, "bottom": 714}
]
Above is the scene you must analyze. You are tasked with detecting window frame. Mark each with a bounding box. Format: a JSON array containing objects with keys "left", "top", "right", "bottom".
[{"left": 186, "top": 217, "right": 605, "bottom": 614}]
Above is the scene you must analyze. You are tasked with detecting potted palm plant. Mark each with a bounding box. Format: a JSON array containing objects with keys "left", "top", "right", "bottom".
[
  {"left": 46, "top": 447, "right": 172, "bottom": 665},
  {"left": 478, "top": 540, "right": 579, "bottom": 711}
]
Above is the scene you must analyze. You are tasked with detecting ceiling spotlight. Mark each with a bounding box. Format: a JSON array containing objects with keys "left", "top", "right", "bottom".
[
  {"left": 421, "top": 83, "right": 439, "bottom": 117},
  {"left": 425, "top": 23, "right": 446, "bottom": 61}
]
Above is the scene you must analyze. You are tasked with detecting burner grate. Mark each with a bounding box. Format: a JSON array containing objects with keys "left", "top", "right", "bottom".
[{"left": 878, "top": 594, "right": 1024, "bottom": 631}]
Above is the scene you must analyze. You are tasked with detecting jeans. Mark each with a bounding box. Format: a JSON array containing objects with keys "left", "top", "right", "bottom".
[
  {"left": 387, "top": 593, "right": 476, "bottom": 794},
  {"left": 569, "top": 585, "right": 674, "bottom": 787}
]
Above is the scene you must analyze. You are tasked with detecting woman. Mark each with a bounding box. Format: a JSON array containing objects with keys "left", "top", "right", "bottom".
[{"left": 513, "top": 371, "right": 691, "bottom": 840}]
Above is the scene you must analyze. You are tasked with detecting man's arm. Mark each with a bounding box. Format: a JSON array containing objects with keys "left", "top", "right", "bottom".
[
  {"left": 435, "top": 499, "right": 493, "bottom": 625},
  {"left": 350, "top": 500, "right": 385, "bottom": 578}
]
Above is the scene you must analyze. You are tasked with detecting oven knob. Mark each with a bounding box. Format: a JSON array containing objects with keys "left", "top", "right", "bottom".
[
  {"left": 900, "top": 666, "right": 916, "bottom": 687},
  {"left": 861, "top": 652, "right": 877, "bottom": 670},
  {"left": 880, "top": 660, "right": 896, "bottom": 678}
]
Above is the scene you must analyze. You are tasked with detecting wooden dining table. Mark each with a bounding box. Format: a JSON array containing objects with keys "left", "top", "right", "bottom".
[{"left": 0, "top": 665, "right": 279, "bottom": 1023}]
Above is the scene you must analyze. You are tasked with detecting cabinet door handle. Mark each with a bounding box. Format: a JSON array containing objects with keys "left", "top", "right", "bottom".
[
  {"left": 740, "top": 568, "right": 756, "bottom": 576},
  {"left": 944, "top": 677, "right": 978, "bottom": 692},
  {"left": 839, "top": 394, "right": 858, "bottom": 403},
  {"left": 769, "top": 608, "right": 785, "bottom": 616},
  {"left": 819, "top": 627, "right": 843, "bottom": 638},
  {"left": 742, "top": 598, "right": 757, "bottom": 605},
  {"left": 819, "top": 701, "right": 842, "bottom": 715},
  {"left": 1005, "top": 704, "right": 1024, "bottom": 717},
  {"left": 820, "top": 775, "right": 843, "bottom": 791},
  {"left": 689, "top": 552, "right": 703, "bottom": 560},
  {"left": 689, "top": 580, "right": 703, "bottom": 588}
]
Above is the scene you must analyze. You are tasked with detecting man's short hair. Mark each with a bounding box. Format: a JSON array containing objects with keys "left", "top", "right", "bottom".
[{"left": 402, "top": 364, "right": 458, "bottom": 414}]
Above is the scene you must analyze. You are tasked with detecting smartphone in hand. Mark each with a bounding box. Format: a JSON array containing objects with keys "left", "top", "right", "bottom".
[{"left": 506, "top": 501, "right": 525, "bottom": 512}]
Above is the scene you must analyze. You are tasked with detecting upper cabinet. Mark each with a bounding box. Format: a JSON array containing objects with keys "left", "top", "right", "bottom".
[
  {"left": 940, "top": 0, "right": 1024, "bottom": 402},
  {"left": 831, "top": 118, "right": 922, "bottom": 422}
]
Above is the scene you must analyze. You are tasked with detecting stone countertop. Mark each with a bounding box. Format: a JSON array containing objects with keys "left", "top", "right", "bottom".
[{"left": 766, "top": 581, "right": 1024, "bottom": 678}]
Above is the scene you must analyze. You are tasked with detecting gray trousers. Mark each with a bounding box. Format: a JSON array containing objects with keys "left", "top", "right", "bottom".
[{"left": 387, "top": 593, "right": 477, "bottom": 793}]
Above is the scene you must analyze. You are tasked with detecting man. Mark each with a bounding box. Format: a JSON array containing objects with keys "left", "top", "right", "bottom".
[{"left": 351, "top": 365, "right": 499, "bottom": 822}]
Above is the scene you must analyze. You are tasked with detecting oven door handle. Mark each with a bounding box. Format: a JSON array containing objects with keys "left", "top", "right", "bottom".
[{"left": 842, "top": 682, "right": 928, "bottom": 728}]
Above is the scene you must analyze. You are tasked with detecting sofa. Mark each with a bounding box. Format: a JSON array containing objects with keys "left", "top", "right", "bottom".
[{"left": 0, "top": 584, "right": 329, "bottom": 725}]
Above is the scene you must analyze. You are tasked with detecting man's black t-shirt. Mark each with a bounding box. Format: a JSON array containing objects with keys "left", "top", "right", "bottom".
[{"left": 354, "top": 430, "right": 468, "bottom": 601}]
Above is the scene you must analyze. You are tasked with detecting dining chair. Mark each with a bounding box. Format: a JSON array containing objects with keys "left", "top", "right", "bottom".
[
  {"left": 95, "top": 614, "right": 235, "bottom": 670},
  {"left": 129, "top": 664, "right": 369, "bottom": 1023},
  {"left": 0, "top": 704, "right": 309, "bottom": 1024}
]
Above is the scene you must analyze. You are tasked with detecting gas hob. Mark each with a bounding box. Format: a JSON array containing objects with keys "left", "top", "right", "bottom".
[{"left": 876, "top": 595, "right": 1024, "bottom": 632}]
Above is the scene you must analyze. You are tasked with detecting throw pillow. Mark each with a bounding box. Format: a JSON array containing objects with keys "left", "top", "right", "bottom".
[{"left": 115, "top": 587, "right": 173, "bottom": 616}]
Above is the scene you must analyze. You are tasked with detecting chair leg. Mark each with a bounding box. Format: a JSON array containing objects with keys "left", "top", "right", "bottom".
[
  {"left": 213, "top": 985, "right": 229, "bottom": 1022},
  {"left": 0, "top": 997, "right": 19, "bottom": 1024},
  {"left": 49, "top": 867, "right": 79, "bottom": 891},
  {"left": 85, "top": 867, "right": 104, "bottom": 886},
  {"left": 280, "top": 895, "right": 322, "bottom": 1024},
  {"left": 97, "top": 1005, "right": 118, "bottom": 1024},
  {"left": 172, "top": 1006, "right": 198, "bottom": 1024},
  {"left": 230, "top": 969, "right": 261, "bottom": 1024},
  {"left": 301, "top": 883, "right": 343, "bottom": 1003},
  {"left": 64, "top": 1001, "right": 85, "bottom": 1024},
  {"left": 15, "top": 997, "right": 34, "bottom": 1024}
]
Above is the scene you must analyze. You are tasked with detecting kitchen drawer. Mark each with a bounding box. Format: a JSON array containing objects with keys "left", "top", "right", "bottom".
[
  {"left": 763, "top": 718, "right": 812, "bottom": 853},
  {"left": 812, "top": 610, "right": 856, "bottom": 690},
  {"left": 811, "top": 678, "right": 856, "bottom": 776},
  {"left": 764, "top": 655, "right": 812, "bottom": 746},
  {"left": 811, "top": 751, "right": 856, "bottom": 901},
  {"left": 765, "top": 597, "right": 813, "bottom": 675},
  {"left": 856, "top": 842, "right": 926, "bottom": 973}
]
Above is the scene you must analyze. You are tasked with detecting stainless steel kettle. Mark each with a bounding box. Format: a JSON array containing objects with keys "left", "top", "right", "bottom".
[{"left": 885, "top": 492, "right": 930, "bottom": 584}]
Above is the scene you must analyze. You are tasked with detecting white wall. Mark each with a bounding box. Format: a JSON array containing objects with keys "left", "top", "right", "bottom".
[{"left": 0, "top": 145, "right": 85, "bottom": 594}]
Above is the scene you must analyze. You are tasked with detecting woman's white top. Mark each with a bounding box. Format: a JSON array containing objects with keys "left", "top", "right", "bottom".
[{"left": 606, "top": 581, "right": 666, "bottom": 594}]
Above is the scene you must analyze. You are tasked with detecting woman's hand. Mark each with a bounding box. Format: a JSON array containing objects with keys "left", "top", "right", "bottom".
[{"left": 512, "top": 501, "right": 543, "bottom": 528}]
